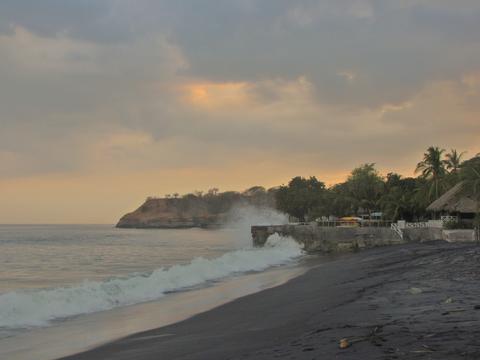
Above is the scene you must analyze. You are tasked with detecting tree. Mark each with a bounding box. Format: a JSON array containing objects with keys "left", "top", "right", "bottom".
[
  {"left": 445, "top": 149, "right": 466, "bottom": 174},
  {"left": 207, "top": 188, "right": 219, "bottom": 196},
  {"left": 243, "top": 186, "right": 274, "bottom": 208},
  {"left": 329, "top": 182, "right": 353, "bottom": 216},
  {"left": 243, "top": 186, "right": 266, "bottom": 196},
  {"left": 275, "top": 176, "right": 327, "bottom": 221},
  {"left": 380, "top": 186, "right": 412, "bottom": 220},
  {"left": 380, "top": 173, "right": 419, "bottom": 221},
  {"left": 415, "top": 146, "right": 447, "bottom": 201},
  {"left": 342, "top": 164, "right": 385, "bottom": 215},
  {"left": 384, "top": 172, "right": 403, "bottom": 189},
  {"left": 208, "top": 191, "right": 242, "bottom": 214}
]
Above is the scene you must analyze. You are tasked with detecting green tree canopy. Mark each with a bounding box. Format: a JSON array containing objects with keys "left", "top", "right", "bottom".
[
  {"left": 275, "top": 176, "right": 327, "bottom": 221},
  {"left": 342, "top": 163, "right": 385, "bottom": 214},
  {"left": 380, "top": 173, "right": 423, "bottom": 221}
]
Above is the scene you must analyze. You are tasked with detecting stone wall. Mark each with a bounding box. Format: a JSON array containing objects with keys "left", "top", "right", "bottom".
[
  {"left": 402, "top": 227, "right": 443, "bottom": 242},
  {"left": 442, "top": 229, "right": 477, "bottom": 243},
  {"left": 252, "top": 223, "right": 478, "bottom": 253},
  {"left": 252, "top": 224, "right": 404, "bottom": 252}
]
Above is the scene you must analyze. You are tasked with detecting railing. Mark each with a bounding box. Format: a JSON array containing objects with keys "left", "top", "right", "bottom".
[
  {"left": 315, "top": 218, "right": 451, "bottom": 240},
  {"left": 441, "top": 215, "right": 459, "bottom": 223},
  {"left": 317, "top": 218, "right": 451, "bottom": 233},
  {"left": 400, "top": 220, "right": 445, "bottom": 229},
  {"left": 316, "top": 220, "right": 394, "bottom": 228},
  {"left": 405, "top": 222, "right": 428, "bottom": 228},
  {"left": 391, "top": 223, "right": 404, "bottom": 240}
]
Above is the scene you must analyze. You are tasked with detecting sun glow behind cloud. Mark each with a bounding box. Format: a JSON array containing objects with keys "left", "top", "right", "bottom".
[{"left": 183, "top": 82, "right": 251, "bottom": 109}]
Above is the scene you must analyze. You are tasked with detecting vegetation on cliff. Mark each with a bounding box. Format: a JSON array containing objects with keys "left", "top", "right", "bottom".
[{"left": 117, "top": 147, "right": 480, "bottom": 228}]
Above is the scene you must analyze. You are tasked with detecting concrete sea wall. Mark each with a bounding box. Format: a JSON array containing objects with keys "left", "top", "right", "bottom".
[
  {"left": 442, "top": 229, "right": 477, "bottom": 243},
  {"left": 402, "top": 227, "right": 443, "bottom": 242},
  {"left": 251, "top": 224, "right": 476, "bottom": 252},
  {"left": 252, "top": 224, "right": 404, "bottom": 252}
]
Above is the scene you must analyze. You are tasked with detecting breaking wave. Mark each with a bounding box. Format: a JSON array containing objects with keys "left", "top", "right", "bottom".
[{"left": 0, "top": 235, "right": 302, "bottom": 329}]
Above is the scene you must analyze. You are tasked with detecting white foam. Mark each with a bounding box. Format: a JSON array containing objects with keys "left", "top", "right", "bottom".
[{"left": 0, "top": 235, "right": 302, "bottom": 329}]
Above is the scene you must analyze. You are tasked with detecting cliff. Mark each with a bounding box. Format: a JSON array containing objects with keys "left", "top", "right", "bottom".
[
  {"left": 116, "top": 198, "right": 221, "bottom": 228},
  {"left": 116, "top": 188, "right": 276, "bottom": 229}
]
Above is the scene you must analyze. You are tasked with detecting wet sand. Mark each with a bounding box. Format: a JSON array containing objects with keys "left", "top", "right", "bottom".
[{"left": 61, "top": 242, "right": 480, "bottom": 360}]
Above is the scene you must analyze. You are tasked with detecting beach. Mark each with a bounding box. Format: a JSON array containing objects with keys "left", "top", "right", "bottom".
[
  {"left": 0, "top": 224, "right": 304, "bottom": 360},
  {"left": 61, "top": 241, "right": 480, "bottom": 360}
]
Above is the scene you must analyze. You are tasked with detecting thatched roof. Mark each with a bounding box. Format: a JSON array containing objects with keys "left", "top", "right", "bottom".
[{"left": 427, "top": 182, "right": 479, "bottom": 213}]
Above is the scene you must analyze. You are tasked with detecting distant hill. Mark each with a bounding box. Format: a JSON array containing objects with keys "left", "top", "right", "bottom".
[{"left": 116, "top": 187, "right": 277, "bottom": 229}]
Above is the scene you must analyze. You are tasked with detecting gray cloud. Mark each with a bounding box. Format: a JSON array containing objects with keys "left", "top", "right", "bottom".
[
  {"left": 0, "top": 0, "right": 480, "bottom": 181},
  {"left": 2, "top": 1, "right": 480, "bottom": 108}
]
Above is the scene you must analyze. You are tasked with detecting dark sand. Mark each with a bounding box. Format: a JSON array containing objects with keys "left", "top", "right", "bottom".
[{"left": 61, "top": 242, "right": 480, "bottom": 360}]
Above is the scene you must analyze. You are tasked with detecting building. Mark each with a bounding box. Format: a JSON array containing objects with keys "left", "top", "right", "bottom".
[{"left": 427, "top": 182, "right": 479, "bottom": 223}]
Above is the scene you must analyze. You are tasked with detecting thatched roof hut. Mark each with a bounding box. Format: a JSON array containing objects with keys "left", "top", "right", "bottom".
[{"left": 427, "top": 182, "right": 479, "bottom": 213}]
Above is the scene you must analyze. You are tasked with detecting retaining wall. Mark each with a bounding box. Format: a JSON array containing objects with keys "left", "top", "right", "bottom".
[
  {"left": 402, "top": 227, "right": 443, "bottom": 242},
  {"left": 442, "top": 229, "right": 476, "bottom": 243},
  {"left": 252, "top": 224, "right": 404, "bottom": 252},
  {"left": 252, "top": 223, "right": 478, "bottom": 253}
]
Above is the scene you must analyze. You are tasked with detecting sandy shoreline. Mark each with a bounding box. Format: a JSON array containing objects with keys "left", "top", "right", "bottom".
[
  {"left": 61, "top": 242, "right": 480, "bottom": 360},
  {"left": 0, "top": 265, "right": 307, "bottom": 360}
]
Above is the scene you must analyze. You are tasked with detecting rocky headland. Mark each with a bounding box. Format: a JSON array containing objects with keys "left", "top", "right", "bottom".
[
  {"left": 116, "top": 187, "right": 276, "bottom": 229},
  {"left": 116, "top": 197, "right": 221, "bottom": 228}
]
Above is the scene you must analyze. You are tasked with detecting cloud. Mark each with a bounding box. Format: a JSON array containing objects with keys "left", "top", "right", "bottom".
[
  {"left": 0, "top": 1, "right": 480, "bottom": 222},
  {"left": 0, "top": 25, "right": 187, "bottom": 171},
  {"left": 337, "top": 71, "right": 357, "bottom": 83}
]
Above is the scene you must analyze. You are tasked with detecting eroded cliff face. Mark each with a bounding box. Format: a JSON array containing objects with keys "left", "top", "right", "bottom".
[
  {"left": 117, "top": 188, "right": 277, "bottom": 229},
  {"left": 116, "top": 198, "right": 225, "bottom": 228}
]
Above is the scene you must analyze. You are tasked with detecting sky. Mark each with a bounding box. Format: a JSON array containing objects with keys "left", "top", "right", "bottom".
[{"left": 1, "top": 0, "right": 480, "bottom": 224}]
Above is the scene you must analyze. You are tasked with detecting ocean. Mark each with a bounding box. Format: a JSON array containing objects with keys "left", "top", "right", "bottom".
[{"left": 0, "top": 212, "right": 305, "bottom": 358}]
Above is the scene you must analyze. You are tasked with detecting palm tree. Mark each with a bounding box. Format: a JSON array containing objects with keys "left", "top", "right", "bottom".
[
  {"left": 415, "top": 146, "right": 447, "bottom": 200},
  {"left": 445, "top": 149, "right": 466, "bottom": 174}
]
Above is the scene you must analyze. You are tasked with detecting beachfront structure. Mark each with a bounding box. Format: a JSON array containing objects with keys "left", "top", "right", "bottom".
[{"left": 427, "top": 182, "right": 479, "bottom": 223}]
